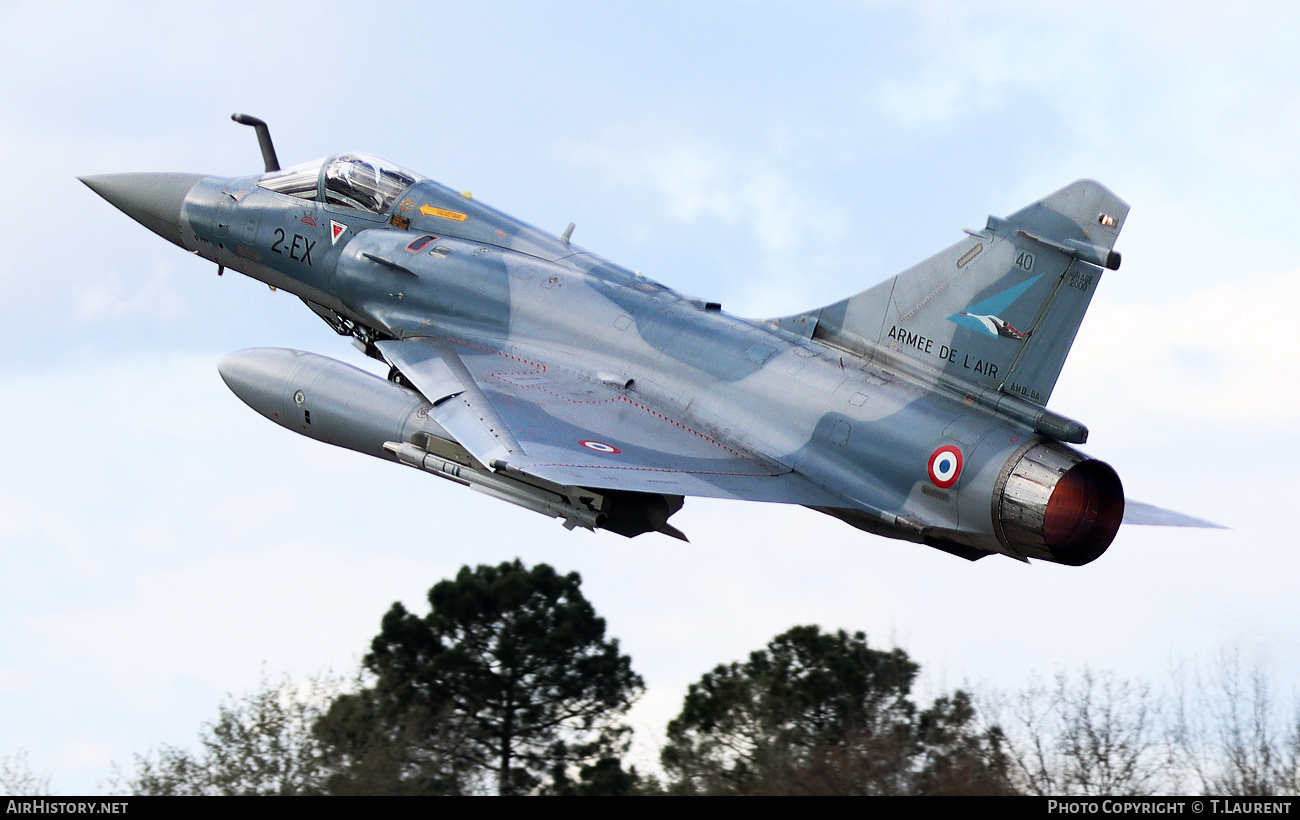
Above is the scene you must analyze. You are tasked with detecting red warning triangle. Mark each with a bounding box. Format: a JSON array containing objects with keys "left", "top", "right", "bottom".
[{"left": 330, "top": 220, "right": 347, "bottom": 245}]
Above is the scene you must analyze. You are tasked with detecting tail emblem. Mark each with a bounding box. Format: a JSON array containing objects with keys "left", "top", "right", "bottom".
[
  {"left": 956, "top": 312, "right": 1024, "bottom": 339},
  {"left": 948, "top": 274, "right": 1041, "bottom": 340}
]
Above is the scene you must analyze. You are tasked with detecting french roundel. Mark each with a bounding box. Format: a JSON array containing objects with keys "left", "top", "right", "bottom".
[
  {"left": 579, "top": 439, "right": 621, "bottom": 454},
  {"left": 927, "top": 445, "right": 963, "bottom": 488}
]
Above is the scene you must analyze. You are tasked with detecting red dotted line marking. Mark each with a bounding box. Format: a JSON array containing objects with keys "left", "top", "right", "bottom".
[
  {"left": 486, "top": 374, "right": 756, "bottom": 463},
  {"left": 449, "top": 337, "right": 548, "bottom": 371},
  {"left": 446, "top": 337, "right": 765, "bottom": 468},
  {"left": 525, "top": 462, "right": 778, "bottom": 477},
  {"left": 612, "top": 395, "right": 754, "bottom": 461}
]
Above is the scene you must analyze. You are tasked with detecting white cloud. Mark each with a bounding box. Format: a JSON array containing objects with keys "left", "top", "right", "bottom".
[
  {"left": 1068, "top": 267, "right": 1300, "bottom": 422},
  {"left": 71, "top": 262, "right": 193, "bottom": 324},
  {"left": 870, "top": 6, "right": 1037, "bottom": 128},
  {"left": 574, "top": 137, "right": 846, "bottom": 256}
]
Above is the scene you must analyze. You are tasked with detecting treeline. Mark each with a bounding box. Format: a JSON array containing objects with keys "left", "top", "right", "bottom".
[{"left": 80, "top": 561, "right": 1300, "bottom": 795}]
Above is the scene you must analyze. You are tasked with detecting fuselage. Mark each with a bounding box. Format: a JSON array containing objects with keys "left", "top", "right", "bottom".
[{"left": 173, "top": 165, "right": 1039, "bottom": 556}]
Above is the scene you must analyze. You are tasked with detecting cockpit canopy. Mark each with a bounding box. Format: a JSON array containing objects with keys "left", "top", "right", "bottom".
[
  {"left": 324, "top": 154, "right": 422, "bottom": 213},
  {"left": 257, "top": 154, "right": 424, "bottom": 214}
]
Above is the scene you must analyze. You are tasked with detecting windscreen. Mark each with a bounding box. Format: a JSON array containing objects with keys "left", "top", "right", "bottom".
[{"left": 257, "top": 160, "right": 324, "bottom": 200}]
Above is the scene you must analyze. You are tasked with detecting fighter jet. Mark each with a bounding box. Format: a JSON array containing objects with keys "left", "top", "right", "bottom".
[{"left": 81, "top": 114, "right": 1218, "bottom": 566}]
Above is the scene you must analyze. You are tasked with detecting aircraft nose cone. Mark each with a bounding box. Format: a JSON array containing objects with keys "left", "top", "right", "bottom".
[{"left": 79, "top": 172, "right": 207, "bottom": 249}]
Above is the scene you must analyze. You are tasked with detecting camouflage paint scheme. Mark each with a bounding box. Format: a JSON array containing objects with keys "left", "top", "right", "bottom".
[{"left": 81, "top": 117, "right": 1218, "bottom": 566}]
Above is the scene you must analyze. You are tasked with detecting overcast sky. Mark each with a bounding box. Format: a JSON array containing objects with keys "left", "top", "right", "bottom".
[{"left": 3, "top": 0, "right": 1298, "bottom": 794}]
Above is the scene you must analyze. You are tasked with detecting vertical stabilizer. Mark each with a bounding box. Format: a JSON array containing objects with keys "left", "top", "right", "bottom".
[{"left": 789, "top": 180, "right": 1127, "bottom": 406}]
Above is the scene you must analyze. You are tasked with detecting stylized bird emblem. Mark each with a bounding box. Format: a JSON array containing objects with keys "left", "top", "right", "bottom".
[{"left": 958, "top": 312, "right": 1025, "bottom": 339}]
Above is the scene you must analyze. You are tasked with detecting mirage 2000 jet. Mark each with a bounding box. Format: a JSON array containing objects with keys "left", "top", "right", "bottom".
[{"left": 82, "top": 115, "right": 1218, "bottom": 566}]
